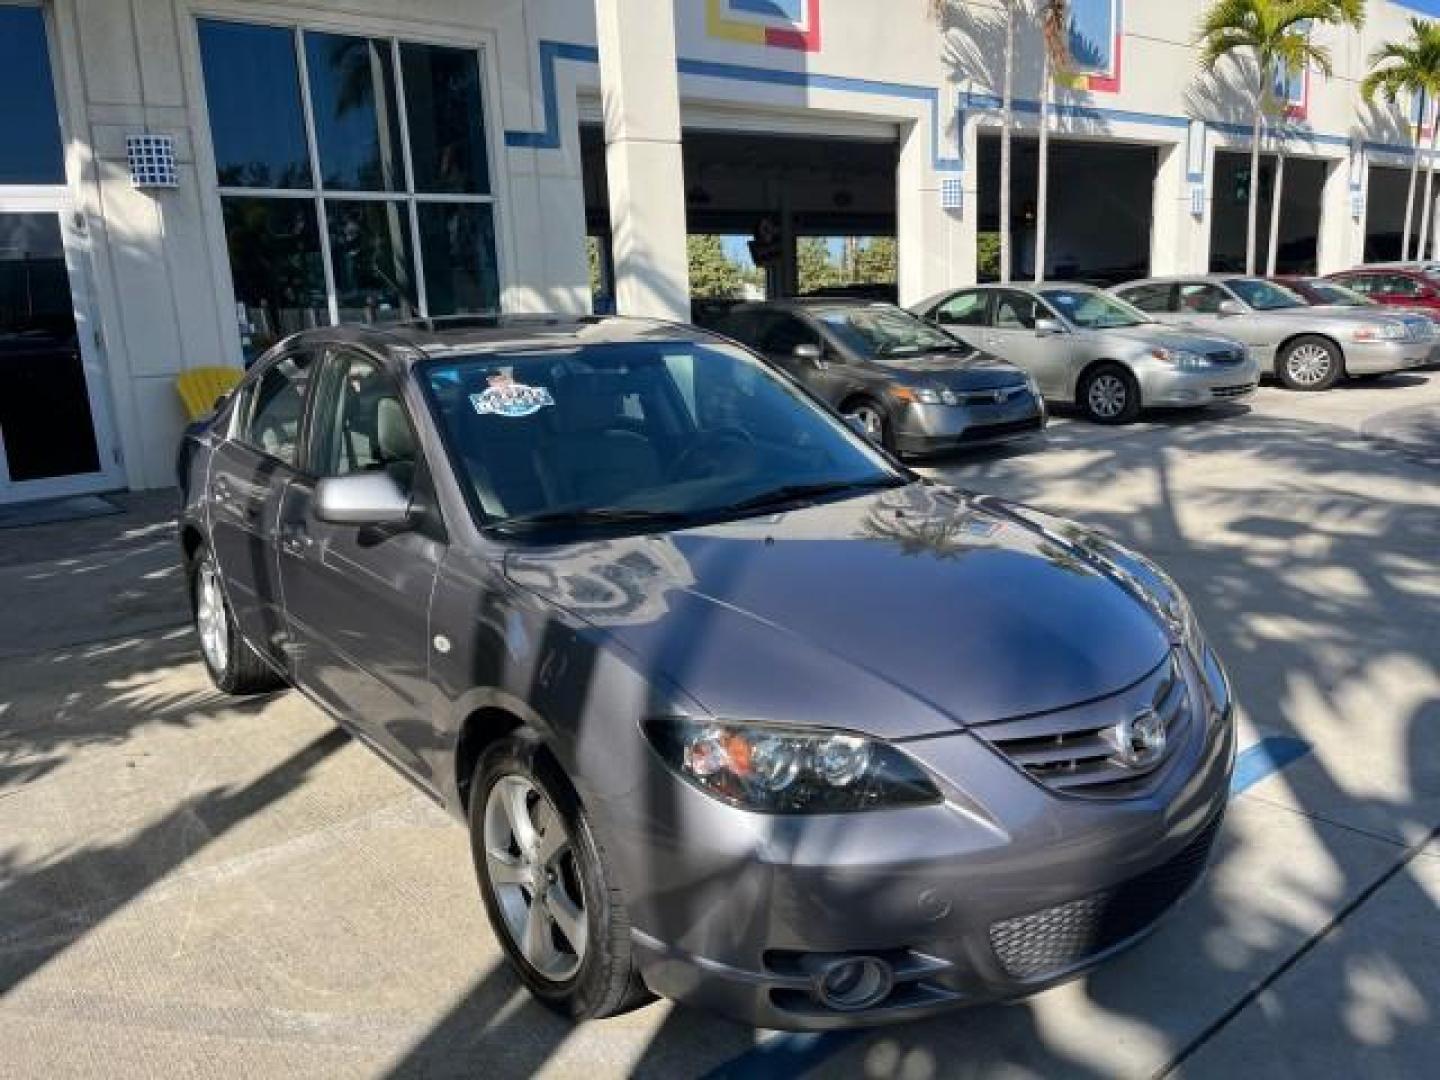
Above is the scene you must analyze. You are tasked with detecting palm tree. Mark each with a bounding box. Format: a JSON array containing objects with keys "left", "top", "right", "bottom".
[
  {"left": 1034, "top": 1, "right": 1071, "bottom": 284},
  {"left": 930, "top": 0, "right": 1018, "bottom": 282},
  {"left": 1362, "top": 18, "right": 1440, "bottom": 262},
  {"left": 1197, "top": 0, "right": 1366, "bottom": 275}
]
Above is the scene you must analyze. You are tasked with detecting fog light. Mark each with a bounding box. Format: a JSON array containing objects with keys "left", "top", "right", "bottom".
[{"left": 813, "top": 956, "right": 893, "bottom": 1011}]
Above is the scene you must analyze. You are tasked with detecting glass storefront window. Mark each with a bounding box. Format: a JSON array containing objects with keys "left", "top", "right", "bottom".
[
  {"left": 417, "top": 203, "right": 500, "bottom": 316},
  {"left": 0, "top": 7, "right": 65, "bottom": 185},
  {"left": 401, "top": 43, "right": 491, "bottom": 195},
  {"left": 220, "top": 198, "right": 328, "bottom": 348},
  {"left": 305, "top": 33, "right": 404, "bottom": 192},
  {"left": 199, "top": 20, "right": 502, "bottom": 354},
  {"left": 198, "top": 21, "right": 311, "bottom": 190},
  {"left": 326, "top": 200, "right": 417, "bottom": 323}
]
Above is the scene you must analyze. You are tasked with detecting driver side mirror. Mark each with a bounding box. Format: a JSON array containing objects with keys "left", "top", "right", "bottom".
[
  {"left": 1034, "top": 317, "right": 1065, "bottom": 337},
  {"left": 314, "top": 473, "right": 412, "bottom": 526},
  {"left": 1218, "top": 299, "right": 1246, "bottom": 317},
  {"left": 792, "top": 343, "right": 826, "bottom": 368}
]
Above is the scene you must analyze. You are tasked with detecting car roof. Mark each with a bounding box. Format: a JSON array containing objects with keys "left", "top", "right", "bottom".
[{"left": 273, "top": 314, "right": 723, "bottom": 362}]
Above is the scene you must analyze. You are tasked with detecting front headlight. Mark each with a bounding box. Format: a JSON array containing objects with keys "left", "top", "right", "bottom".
[
  {"left": 1353, "top": 321, "right": 1407, "bottom": 342},
  {"left": 644, "top": 718, "right": 943, "bottom": 813},
  {"left": 892, "top": 386, "right": 943, "bottom": 405},
  {"left": 1148, "top": 347, "right": 1210, "bottom": 370}
]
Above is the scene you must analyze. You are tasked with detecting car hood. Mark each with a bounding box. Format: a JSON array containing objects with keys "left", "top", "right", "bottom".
[
  {"left": 873, "top": 349, "right": 1028, "bottom": 390},
  {"left": 1092, "top": 324, "right": 1244, "bottom": 353},
  {"left": 504, "top": 484, "right": 1174, "bottom": 739}
]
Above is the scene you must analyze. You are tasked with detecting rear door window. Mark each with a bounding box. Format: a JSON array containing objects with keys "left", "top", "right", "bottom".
[
  {"left": 1118, "top": 283, "right": 1175, "bottom": 314},
  {"left": 238, "top": 352, "right": 315, "bottom": 466}
]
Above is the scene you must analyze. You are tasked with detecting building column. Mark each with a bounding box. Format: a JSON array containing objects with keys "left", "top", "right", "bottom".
[
  {"left": 595, "top": 0, "right": 690, "bottom": 320},
  {"left": 897, "top": 105, "right": 971, "bottom": 306},
  {"left": 1316, "top": 153, "right": 1358, "bottom": 273}
]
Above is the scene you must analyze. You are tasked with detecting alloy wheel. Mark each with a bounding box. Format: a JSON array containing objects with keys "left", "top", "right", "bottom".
[
  {"left": 195, "top": 560, "right": 230, "bottom": 674},
  {"left": 847, "top": 404, "right": 885, "bottom": 442},
  {"left": 483, "top": 775, "right": 588, "bottom": 982},
  {"left": 1087, "top": 373, "right": 1129, "bottom": 419},
  {"left": 1285, "top": 343, "right": 1333, "bottom": 387}
]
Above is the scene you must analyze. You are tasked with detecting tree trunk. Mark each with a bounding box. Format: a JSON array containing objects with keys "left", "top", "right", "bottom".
[
  {"left": 1403, "top": 130, "right": 1422, "bottom": 262},
  {"left": 1000, "top": 0, "right": 1016, "bottom": 283},
  {"left": 1266, "top": 141, "right": 1286, "bottom": 277},
  {"left": 1420, "top": 122, "right": 1440, "bottom": 259},
  {"left": 1247, "top": 102, "right": 1263, "bottom": 276},
  {"left": 1036, "top": 60, "right": 1052, "bottom": 285}
]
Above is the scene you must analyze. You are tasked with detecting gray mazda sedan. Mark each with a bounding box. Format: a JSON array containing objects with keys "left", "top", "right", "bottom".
[{"left": 179, "top": 316, "right": 1235, "bottom": 1030}]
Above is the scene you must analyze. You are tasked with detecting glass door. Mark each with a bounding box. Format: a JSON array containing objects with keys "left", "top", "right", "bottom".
[{"left": 0, "top": 206, "right": 118, "bottom": 503}]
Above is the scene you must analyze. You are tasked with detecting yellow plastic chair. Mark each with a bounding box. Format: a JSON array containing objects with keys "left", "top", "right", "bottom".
[{"left": 176, "top": 366, "right": 243, "bottom": 421}]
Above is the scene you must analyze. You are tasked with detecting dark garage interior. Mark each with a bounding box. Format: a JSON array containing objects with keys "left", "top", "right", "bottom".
[
  {"left": 977, "top": 132, "right": 1158, "bottom": 285},
  {"left": 1209, "top": 151, "right": 1327, "bottom": 274}
]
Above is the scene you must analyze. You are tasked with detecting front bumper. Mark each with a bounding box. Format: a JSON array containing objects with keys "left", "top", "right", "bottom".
[
  {"left": 1344, "top": 339, "right": 1433, "bottom": 376},
  {"left": 892, "top": 392, "right": 1047, "bottom": 456},
  {"left": 1135, "top": 357, "right": 1260, "bottom": 409},
  {"left": 596, "top": 654, "right": 1236, "bottom": 1031}
]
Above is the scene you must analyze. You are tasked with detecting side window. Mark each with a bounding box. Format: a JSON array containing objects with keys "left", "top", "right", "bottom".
[
  {"left": 935, "top": 291, "right": 989, "bottom": 326},
  {"left": 239, "top": 352, "right": 315, "bottom": 466},
  {"left": 992, "top": 290, "right": 1037, "bottom": 330},
  {"left": 1178, "top": 283, "right": 1229, "bottom": 314},
  {"left": 755, "top": 313, "right": 819, "bottom": 354},
  {"left": 1340, "top": 275, "right": 1373, "bottom": 295},
  {"left": 1385, "top": 275, "right": 1422, "bottom": 297},
  {"left": 1119, "top": 283, "right": 1174, "bottom": 314},
  {"left": 311, "top": 349, "right": 418, "bottom": 490}
]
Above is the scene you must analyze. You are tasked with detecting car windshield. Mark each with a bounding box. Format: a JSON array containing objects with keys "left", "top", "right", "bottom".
[
  {"left": 814, "top": 306, "right": 967, "bottom": 358},
  {"left": 1039, "top": 289, "right": 1149, "bottom": 329},
  {"left": 421, "top": 341, "right": 905, "bottom": 535},
  {"left": 1306, "top": 282, "right": 1371, "bottom": 307},
  {"left": 1224, "top": 278, "right": 1306, "bottom": 310}
]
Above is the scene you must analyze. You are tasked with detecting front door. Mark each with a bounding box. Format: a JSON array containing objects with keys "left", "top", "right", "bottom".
[
  {"left": 984, "top": 289, "right": 1072, "bottom": 398},
  {"left": 0, "top": 206, "right": 119, "bottom": 503},
  {"left": 277, "top": 346, "right": 443, "bottom": 785}
]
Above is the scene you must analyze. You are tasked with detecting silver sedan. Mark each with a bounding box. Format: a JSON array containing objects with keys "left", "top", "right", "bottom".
[
  {"left": 1111, "top": 275, "right": 1435, "bottom": 391},
  {"left": 912, "top": 283, "right": 1259, "bottom": 424}
]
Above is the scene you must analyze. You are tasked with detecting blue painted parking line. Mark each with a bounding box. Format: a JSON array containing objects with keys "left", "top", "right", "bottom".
[
  {"left": 702, "top": 738, "right": 1312, "bottom": 1079},
  {"left": 1231, "top": 736, "right": 1312, "bottom": 796}
]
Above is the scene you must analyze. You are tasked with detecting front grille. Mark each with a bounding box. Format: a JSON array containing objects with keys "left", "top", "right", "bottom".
[
  {"left": 959, "top": 415, "right": 1045, "bottom": 442},
  {"left": 989, "top": 813, "right": 1222, "bottom": 980},
  {"left": 1212, "top": 382, "right": 1257, "bottom": 399},
  {"left": 971, "top": 653, "right": 1191, "bottom": 796},
  {"left": 1204, "top": 348, "right": 1245, "bottom": 365},
  {"left": 956, "top": 384, "right": 1030, "bottom": 405}
]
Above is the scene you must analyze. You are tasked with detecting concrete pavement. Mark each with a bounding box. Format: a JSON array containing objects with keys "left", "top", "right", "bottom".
[{"left": 1, "top": 373, "right": 1437, "bottom": 1078}]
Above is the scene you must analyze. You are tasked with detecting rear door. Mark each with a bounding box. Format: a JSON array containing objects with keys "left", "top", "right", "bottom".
[
  {"left": 207, "top": 349, "right": 316, "bottom": 660},
  {"left": 276, "top": 346, "right": 445, "bottom": 785},
  {"left": 927, "top": 289, "right": 991, "bottom": 351}
]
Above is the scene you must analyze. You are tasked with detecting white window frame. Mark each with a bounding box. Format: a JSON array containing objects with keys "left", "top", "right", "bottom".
[{"left": 184, "top": 6, "right": 512, "bottom": 344}]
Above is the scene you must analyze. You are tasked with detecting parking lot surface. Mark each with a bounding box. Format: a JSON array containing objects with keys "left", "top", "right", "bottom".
[{"left": 2, "top": 374, "right": 1437, "bottom": 1079}]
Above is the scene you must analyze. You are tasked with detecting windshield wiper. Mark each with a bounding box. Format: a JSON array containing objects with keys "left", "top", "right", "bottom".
[
  {"left": 493, "top": 507, "right": 695, "bottom": 533},
  {"left": 721, "top": 477, "right": 905, "bottom": 515}
]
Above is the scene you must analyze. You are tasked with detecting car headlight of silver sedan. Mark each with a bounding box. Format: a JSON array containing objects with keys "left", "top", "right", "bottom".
[
  {"left": 645, "top": 718, "right": 943, "bottom": 813},
  {"left": 1352, "top": 321, "right": 1408, "bottom": 342},
  {"left": 1147, "top": 347, "right": 1210, "bottom": 371}
]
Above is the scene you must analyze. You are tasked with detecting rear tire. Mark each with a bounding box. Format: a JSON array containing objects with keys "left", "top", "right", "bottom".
[
  {"left": 1079, "top": 363, "right": 1141, "bottom": 424},
  {"left": 190, "top": 545, "right": 285, "bottom": 695},
  {"left": 1277, "top": 336, "right": 1343, "bottom": 391},
  {"left": 470, "top": 731, "right": 652, "bottom": 1021}
]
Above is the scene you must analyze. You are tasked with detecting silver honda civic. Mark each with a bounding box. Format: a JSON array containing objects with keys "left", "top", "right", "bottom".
[
  {"left": 912, "top": 283, "right": 1259, "bottom": 423},
  {"left": 1112, "top": 275, "right": 1435, "bottom": 391},
  {"left": 178, "top": 316, "right": 1235, "bottom": 1031}
]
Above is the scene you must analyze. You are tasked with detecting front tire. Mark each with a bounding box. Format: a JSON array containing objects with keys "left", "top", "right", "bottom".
[
  {"left": 1278, "top": 336, "right": 1343, "bottom": 391},
  {"left": 1079, "top": 363, "right": 1141, "bottom": 424},
  {"left": 470, "top": 732, "right": 651, "bottom": 1021},
  {"left": 190, "top": 545, "right": 285, "bottom": 695},
  {"left": 844, "top": 398, "right": 893, "bottom": 452}
]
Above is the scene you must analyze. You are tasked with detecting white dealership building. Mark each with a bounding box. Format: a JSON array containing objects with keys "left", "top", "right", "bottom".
[{"left": 2, "top": 0, "right": 1438, "bottom": 499}]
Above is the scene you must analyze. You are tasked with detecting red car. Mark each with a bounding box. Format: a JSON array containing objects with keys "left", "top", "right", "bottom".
[{"left": 1321, "top": 268, "right": 1440, "bottom": 312}]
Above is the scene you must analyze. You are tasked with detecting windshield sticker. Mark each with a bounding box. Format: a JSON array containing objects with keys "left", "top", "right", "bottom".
[{"left": 471, "top": 372, "right": 555, "bottom": 418}]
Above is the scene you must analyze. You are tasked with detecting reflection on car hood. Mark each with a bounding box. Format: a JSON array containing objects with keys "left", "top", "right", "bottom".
[
  {"left": 873, "top": 349, "right": 1028, "bottom": 390},
  {"left": 1098, "top": 325, "right": 1244, "bottom": 353},
  {"left": 504, "top": 484, "right": 1173, "bottom": 739}
]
